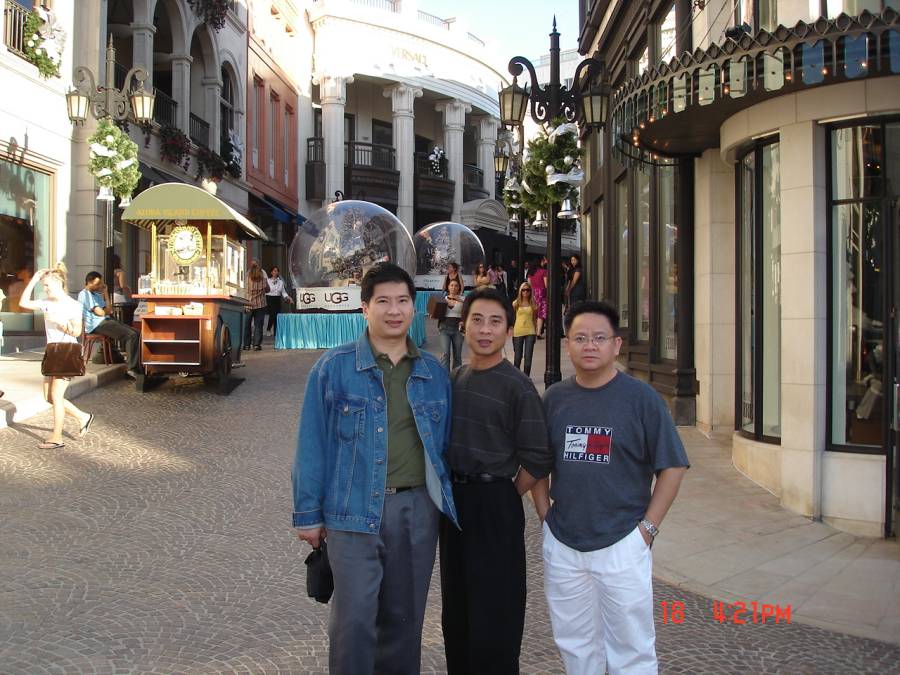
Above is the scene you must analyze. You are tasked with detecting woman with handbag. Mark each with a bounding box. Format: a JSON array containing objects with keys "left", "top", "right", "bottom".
[
  {"left": 439, "top": 278, "right": 465, "bottom": 370},
  {"left": 19, "top": 263, "right": 94, "bottom": 450}
]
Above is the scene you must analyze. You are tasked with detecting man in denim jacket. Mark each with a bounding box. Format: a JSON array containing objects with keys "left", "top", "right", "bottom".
[{"left": 293, "top": 263, "right": 458, "bottom": 674}]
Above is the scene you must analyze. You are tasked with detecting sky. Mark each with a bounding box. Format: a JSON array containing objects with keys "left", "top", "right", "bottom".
[{"left": 416, "top": 0, "right": 582, "bottom": 67}]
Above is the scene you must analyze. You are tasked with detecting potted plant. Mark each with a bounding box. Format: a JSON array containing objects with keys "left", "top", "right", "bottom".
[{"left": 159, "top": 125, "right": 192, "bottom": 171}]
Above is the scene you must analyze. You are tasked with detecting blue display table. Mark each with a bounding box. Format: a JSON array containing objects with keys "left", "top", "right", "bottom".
[{"left": 276, "top": 312, "right": 426, "bottom": 350}]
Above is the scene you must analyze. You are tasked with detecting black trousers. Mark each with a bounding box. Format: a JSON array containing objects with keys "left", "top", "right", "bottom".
[
  {"left": 439, "top": 479, "right": 526, "bottom": 675},
  {"left": 243, "top": 307, "right": 266, "bottom": 348},
  {"left": 265, "top": 295, "right": 281, "bottom": 334}
]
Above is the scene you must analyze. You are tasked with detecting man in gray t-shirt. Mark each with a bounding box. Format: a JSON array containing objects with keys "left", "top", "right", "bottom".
[{"left": 533, "top": 301, "right": 688, "bottom": 675}]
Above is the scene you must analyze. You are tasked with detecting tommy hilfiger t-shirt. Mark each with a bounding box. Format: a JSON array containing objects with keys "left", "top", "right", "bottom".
[{"left": 542, "top": 373, "right": 689, "bottom": 552}]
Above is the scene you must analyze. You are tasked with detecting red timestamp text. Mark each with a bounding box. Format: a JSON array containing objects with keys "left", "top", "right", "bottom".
[{"left": 659, "top": 600, "right": 792, "bottom": 625}]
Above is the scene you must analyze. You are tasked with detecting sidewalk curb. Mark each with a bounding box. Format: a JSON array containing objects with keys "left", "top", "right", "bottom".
[{"left": 0, "top": 363, "right": 126, "bottom": 430}]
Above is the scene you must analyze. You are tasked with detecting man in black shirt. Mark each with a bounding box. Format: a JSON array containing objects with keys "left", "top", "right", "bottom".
[{"left": 440, "top": 286, "right": 553, "bottom": 674}]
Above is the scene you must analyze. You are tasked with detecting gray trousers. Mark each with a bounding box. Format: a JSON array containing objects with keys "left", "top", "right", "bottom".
[{"left": 326, "top": 486, "right": 439, "bottom": 675}]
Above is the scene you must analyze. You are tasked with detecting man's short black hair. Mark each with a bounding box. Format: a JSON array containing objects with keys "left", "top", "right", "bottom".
[
  {"left": 360, "top": 263, "right": 416, "bottom": 304},
  {"left": 85, "top": 271, "right": 103, "bottom": 285},
  {"left": 461, "top": 286, "right": 514, "bottom": 328},
  {"left": 564, "top": 300, "right": 620, "bottom": 334}
]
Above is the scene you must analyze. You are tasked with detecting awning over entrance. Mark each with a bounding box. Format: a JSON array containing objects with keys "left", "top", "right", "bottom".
[
  {"left": 122, "top": 183, "right": 268, "bottom": 240},
  {"left": 460, "top": 198, "right": 508, "bottom": 233}
]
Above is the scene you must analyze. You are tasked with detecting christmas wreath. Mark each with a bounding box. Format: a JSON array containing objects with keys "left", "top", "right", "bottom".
[
  {"left": 23, "top": 7, "right": 66, "bottom": 79},
  {"left": 513, "top": 118, "right": 584, "bottom": 220},
  {"left": 159, "top": 125, "right": 192, "bottom": 171},
  {"left": 87, "top": 120, "right": 140, "bottom": 201}
]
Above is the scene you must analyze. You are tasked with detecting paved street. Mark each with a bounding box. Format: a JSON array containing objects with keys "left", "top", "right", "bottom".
[{"left": 2, "top": 343, "right": 900, "bottom": 674}]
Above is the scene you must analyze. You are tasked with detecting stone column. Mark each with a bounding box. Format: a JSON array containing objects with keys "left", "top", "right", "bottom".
[
  {"left": 436, "top": 99, "right": 471, "bottom": 221},
  {"left": 475, "top": 116, "right": 499, "bottom": 198},
  {"left": 320, "top": 75, "right": 353, "bottom": 204},
  {"left": 171, "top": 55, "right": 192, "bottom": 133},
  {"left": 202, "top": 76, "right": 222, "bottom": 150},
  {"left": 384, "top": 84, "right": 422, "bottom": 233},
  {"left": 130, "top": 22, "right": 156, "bottom": 86},
  {"left": 693, "top": 148, "right": 735, "bottom": 437}
]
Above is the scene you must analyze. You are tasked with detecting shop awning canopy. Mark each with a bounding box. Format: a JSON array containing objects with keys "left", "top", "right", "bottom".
[{"left": 122, "top": 183, "right": 268, "bottom": 241}]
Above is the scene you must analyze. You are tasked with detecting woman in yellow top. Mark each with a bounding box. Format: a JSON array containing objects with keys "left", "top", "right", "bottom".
[
  {"left": 474, "top": 263, "right": 492, "bottom": 288},
  {"left": 512, "top": 281, "right": 537, "bottom": 377}
]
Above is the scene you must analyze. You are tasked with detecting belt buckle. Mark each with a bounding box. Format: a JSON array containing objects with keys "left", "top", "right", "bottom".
[{"left": 384, "top": 487, "right": 397, "bottom": 495}]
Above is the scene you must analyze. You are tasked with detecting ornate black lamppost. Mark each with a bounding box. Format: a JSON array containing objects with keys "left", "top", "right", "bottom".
[
  {"left": 499, "top": 19, "right": 609, "bottom": 388},
  {"left": 65, "top": 36, "right": 155, "bottom": 292}
]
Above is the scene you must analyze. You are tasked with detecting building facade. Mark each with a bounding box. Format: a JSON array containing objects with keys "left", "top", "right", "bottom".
[
  {"left": 304, "top": 0, "right": 510, "bottom": 256},
  {"left": 579, "top": 0, "right": 900, "bottom": 537}
]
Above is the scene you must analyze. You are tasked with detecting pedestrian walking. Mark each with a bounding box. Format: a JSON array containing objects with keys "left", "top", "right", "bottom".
[
  {"left": 533, "top": 301, "right": 689, "bottom": 675},
  {"left": 439, "top": 278, "right": 464, "bottom": 370},
  {"left": 496, "top": 263, "right": 509, "bottom": 297},
  {"left": 243, "top": 262, "right": 268, "bottom": 351},
  {"left": 292, "top": 262, "right": 458, "bottom": 675},
  {"left": 265, "top": 266, "right": 293, "bottom": 341},
  {"left": 566, "top": 255, "right": 586, "bottom": 310},
  {"left": 78, "top": 271, "right": 141, "bottom": 378},
  {"left": 512, "top": 282, "right": 537, "bottom": 377},
  {"left": 440, "top": 286, "right": 553, "bottom": 675},
  {"left": 19, "top": 264, "right": 94, "bottom": 449},
  {"left": 507, "top": 259, "right": 520, "bottom": 301},
  {"left": 529, "top": 257, "right": 548, "bottom": 339}
]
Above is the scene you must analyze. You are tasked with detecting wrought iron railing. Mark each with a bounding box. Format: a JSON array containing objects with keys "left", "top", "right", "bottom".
[
  {"left": 463, "top": 163, "right": 484, "bottom": 188},
  {"left": 189, "top": 112, "right": 210, "bottom": 147},
  {"left": 415, "top": 152, "right": 448, "bottom": 178},
  {"left": 153, "top": 90, "right": 177, "bottom": 127},
  {"left": 3, "top": 0, "right": 28, "bottom": 59},
  {"left": 307, "top": 137, "right": 324, "bottom": 162},
  {"left": 345, "top": 141, "right": 395, "bottom": 170},
  {"left": 418, "top": 9, "right": 450, "bottom": 29}
]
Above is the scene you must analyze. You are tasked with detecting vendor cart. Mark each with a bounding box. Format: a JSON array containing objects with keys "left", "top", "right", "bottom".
[{"left": 122, "top": 183, "right": 267, "bottom": 393}]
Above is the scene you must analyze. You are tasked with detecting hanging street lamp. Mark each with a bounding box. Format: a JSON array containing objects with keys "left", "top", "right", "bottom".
[
  {"left": 498, "top": 17, "right": 609, "bottom": 388},
  {"left": 65, "top": 35, "right": 155, "bottom": 291}
]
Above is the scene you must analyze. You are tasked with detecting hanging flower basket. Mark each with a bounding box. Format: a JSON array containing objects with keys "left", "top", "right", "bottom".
[
  {"left": 23, "top": 7, "right": 66, "bottom": 79},
  {"left": 159, "top": 125, "right": 192, "bottom": 171},
  {"left": 87, "top": 120, "right": 140, "bottom": 203},
  {"left": 188, "top": 0, "right": 229, "bottom": 32},
  {"left": 196, "top": 146, "right": 227, "bottom": 182}
]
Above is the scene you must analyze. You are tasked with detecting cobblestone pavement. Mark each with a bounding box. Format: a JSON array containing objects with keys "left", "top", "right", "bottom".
[{"left": 2, "top": 345, "right": 900, "bottom": 674}]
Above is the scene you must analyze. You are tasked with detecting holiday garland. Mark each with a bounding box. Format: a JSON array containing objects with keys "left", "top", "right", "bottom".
[
  {"left": 87, "top": 120, "right": 140, "bottom": 200},
  {"left": 23, "top": 8, "right": 65, "bottom": 79},
  {"left": 506, "top": 118, "right": 583, "bottom": 220}
]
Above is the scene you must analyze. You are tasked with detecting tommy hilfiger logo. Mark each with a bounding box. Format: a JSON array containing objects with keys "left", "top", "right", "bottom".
[{"left": 563, "top": 426, "right": 612, "bottom": 464}]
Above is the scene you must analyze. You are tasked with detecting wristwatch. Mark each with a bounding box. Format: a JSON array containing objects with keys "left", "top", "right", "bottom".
[{"left": 639, "top": 518, "right": 659, "bottom": 540}]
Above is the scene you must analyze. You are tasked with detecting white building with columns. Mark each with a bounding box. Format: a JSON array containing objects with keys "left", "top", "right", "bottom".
[{"left": 304, "top": 0, "right": 510, "bottom": 249}]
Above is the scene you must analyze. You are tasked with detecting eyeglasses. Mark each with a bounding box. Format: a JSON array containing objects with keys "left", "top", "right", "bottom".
[{"left": 570, "top": 334, "right": 618, "bottom": 346}]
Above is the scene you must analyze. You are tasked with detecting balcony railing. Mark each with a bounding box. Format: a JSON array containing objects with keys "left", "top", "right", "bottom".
[
  {"left": 345, "top": 141, "right": 395, "bottom": 170},
  {"left": 418, "top": 9, "right": 450, "bottom": 29},
  {"left": 349, "top": 0, "right": 398, "bottom": 10},
  {"left": 3, "top": 0, "right": 28, "bottom": 59},
  {"left": 415, "top": 152, "right": 448, "bottom": 178},
  {"left": 189, "top": 113, "right": 210, "bottom": 147},
  {"left": 154, "top": 90, "right": 177, "bottom": 127},
  {"left": 307, "top": 137, "right": 324, "bottom": 162},
  {"left": 463, "top": 164, "right": 484, "bottom": 188}
]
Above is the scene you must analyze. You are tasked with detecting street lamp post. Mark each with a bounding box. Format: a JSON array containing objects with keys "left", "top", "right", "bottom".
[
  {"left": 498, "top": 18, "right": 608, "bottom": 388},
  {"left": 65, "top": 36, "right": 155, "bottom": 292}
]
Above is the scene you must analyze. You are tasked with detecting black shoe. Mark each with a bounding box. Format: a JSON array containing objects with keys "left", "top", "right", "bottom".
[
  {"left": 253, "top": 345, "right": 262, "bottom": 351},
  {"left": 243, "top": 345, "right": 251, "bottom": 350}
]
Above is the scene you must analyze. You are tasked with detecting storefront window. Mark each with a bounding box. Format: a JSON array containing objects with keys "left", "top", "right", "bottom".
[
  {"left": 737, "top": 140, "right": 781, "bottom": 440},
  {"left": 635, "top": 170, "right": 651, "bottom": 341},
  {"left": 658, "top": 167, "right": 677, "bottom": 360},
  {"left": 0, "top": 157, "right": 51, "bottom": 334},
  {"left": 616, "top": 178, "right": 629, "bottom": 328},
  {"left": 830, "top": 120, "right": 899, "bottom": 449}
]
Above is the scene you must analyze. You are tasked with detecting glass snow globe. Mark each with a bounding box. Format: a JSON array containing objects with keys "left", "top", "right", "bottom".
[
  {"left": 288, "top": 200, "right": 416, "bottom": 291},
  {"left": 413, "top": 221, "right": 485, "bottom": 289}
]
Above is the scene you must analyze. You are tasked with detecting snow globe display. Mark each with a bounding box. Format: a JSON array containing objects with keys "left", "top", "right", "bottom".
[
  {"left": 288, "top": 200, "right": 416, "bottom": 310},
  {"left": 413, "top": 221, "right": 485, "bottom": 289}
]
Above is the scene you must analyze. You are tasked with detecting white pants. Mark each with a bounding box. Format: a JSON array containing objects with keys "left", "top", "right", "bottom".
[{"left": 542, "top": 522, "right": 657, "bottom": 675}]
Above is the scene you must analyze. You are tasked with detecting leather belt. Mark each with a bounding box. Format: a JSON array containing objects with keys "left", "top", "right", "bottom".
[
  {"left": 384, "top": 486, "right": 416, "bottom": 495},
  {"left": 451, "top": 472, "right": 509, "bottom": 484}
]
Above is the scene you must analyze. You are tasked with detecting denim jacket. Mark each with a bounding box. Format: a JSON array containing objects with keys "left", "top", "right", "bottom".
[{"left": 292, "top": 332, "right": 459, "bottom": 533}]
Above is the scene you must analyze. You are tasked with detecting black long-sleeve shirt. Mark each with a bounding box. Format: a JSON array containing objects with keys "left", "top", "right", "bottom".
[{"left": 447, "top": 360, "right": 552, "bottom": 479}]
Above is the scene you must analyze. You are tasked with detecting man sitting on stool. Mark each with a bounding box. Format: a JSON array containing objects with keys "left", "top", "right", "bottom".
[{"left": 78, "top": 271, "right": 141, "bottom": 378}]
